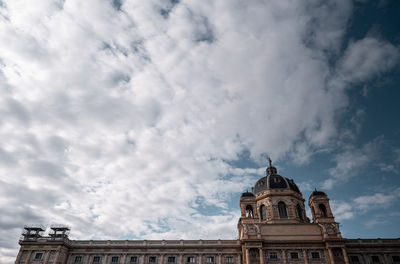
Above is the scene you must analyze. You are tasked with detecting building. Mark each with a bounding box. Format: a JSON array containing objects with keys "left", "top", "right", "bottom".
[{"left": 14, "top": 161, "right": 400, "bottom": 264}]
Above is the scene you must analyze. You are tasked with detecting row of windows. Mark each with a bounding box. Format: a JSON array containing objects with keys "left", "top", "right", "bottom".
[
  {"left": 247, "top": 202, "right": 305, "bottom": 220},
  {"left": 264, "top": 251, "right": 320, "bottom": 259},
  {"left": 72, "top": 255, "right": 236, "bottom": 263},
  {"left": 349, "top": 255, "right": 400, "bottom": 263}
]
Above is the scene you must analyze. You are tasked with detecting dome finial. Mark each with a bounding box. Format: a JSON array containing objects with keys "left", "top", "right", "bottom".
[{"left": 266, "top": 156, "right": 277, "bottom": 175}]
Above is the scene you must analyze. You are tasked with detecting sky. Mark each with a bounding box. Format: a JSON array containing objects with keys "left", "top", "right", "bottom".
[{"left": 0, "top": 0, "right": 399, "bottom": 263}]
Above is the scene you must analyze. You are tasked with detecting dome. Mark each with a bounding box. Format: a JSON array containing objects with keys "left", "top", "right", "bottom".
[
  {"left": 240, "top": 191, "right": 255, "bottom": 198},
  {"left": 253, "top": 161, "right": 301, "bottom": 194},
  {"left": 310, "top": 189, "right": 327, "bottom": 198}
]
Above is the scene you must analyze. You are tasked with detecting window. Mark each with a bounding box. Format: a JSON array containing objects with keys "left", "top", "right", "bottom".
[
  {"left": 206, "top": 257, "right": 214, "bottom": 263},
  {"left": 290, "top": 252, "right": 299, "bottom": 259},
  {"left": 350, "top": 256, "right": 359, "bottom": 263},
  {"left": 393, "top": 256, "right": 400, "bottom": 263},
  {"left": 371, "top": 256, "right": 380, "bottom": 263},
  {"left": 112, "top": 256, "right": 119, "bottom": 263},
  {"left": 296, "top": 204, "right": 304, "bottom": 221},
  {"left": 269, "top": 252, "right": 278, "bottom": 259},
  {"left": 149, "top": 257, "right": 157, "bottom": 263},
  {"left": 260, "top": 205, "right": 267, "bottom": 220},
  {"left": 168, "top": 257, "right": 176, "bottom": 263},
  {"left": 93, "top": 256, "right": 101, "bottom": 263},
  {"left": 131, "top": 256, "right": 138, "bottom": 263},
  {"left": 319, "top": 204, "right": 327, "bottom": 217},
  {"left": 245, "top": 205, "right": 254, "bottom": 218},
  {"left": 226, "top": 256, "right": 234, "bottom": 263},
  {"left": 34, "top": 252, "right": 43, "bottom": 260},
  {"left": 278, "top": 202, "right": 288, "bottom": 218},
  {"left": 311, "top": 252, "right": 320, "bottom": 259},
  {"left": 74, "top": 256, "right": 82, "bottom": 263},
  {"left": 187, "top": 257, "right": 195, "bottom": 263}
]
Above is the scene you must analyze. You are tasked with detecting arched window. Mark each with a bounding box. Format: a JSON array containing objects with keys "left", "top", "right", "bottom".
[
  {"left": 246, "top": 205, "right": 254, "bottom": 218},
  {"left": 296, "top": 204, "right": 304, "bottom": 221},
  {"left": 278, "top": 202, "right": 288, "bottom": 218},
  {"left": 319, "top": 204, "right": 327, "bottom": 217},
  {"left": 260, "top": 205, "right": 267, "bottom": 220}
]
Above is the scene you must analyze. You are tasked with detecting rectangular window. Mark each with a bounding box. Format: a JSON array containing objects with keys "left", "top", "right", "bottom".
[
  {"left": 34, "top": 253, "right": 43, "bottom": 260},
  {"left": 371, "top": 256, "right": 380, "bottom": 263},
  {"left": 269, "top": 252, "right": 278, "bottom": 259},
  {"left": 131, "top": 256, "right": 138, "bottom": 263},
  {"left": 311, "top": 252, "right": 320, "bottom": 259},
  {"left": 290, "top": 252, "right": 299, "bottom": 259},
  {"left": 112, "top": 256, "right": 119, "bottom": 263},
  {"left": 206, "top": 257, "right": 214, "bottom": 263},
  {"left": 75, "top": 256, "right": 82, "bottom": 263},
  {"left": 93, "top": 256, "right": 101, "bottom": 263},
  {"left": 350, "top": 256, "right": 359, "bottom": 263},
  {"left": 187, "top": 257, "right": 195, "bottom": 263},
  {"left": 168, "top": 257, "right": 176, "bottom": 263},
  {"left": 392, "top": 256, "right": 400, "bottom": 263},
  {"left": 149, "top": 256, "right": 157, "bottom": 263},
  {"left": 226, "top": 256, "right": 234, "bottom": 263}
]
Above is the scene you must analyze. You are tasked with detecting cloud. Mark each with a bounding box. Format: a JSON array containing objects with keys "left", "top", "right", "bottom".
[
  {"left": 363, "top": 218, "right": 388, "bottom": 229},
  {"left": 338, "top": 37, "right": 399, "bottom": 83},
  {"left": 0, "top": 0, "right": 399, "bottom": 263},
  {"left": 330, "top": 200, "right": 354, "bottom": 221},
  {"left": 331, "top": 187, "right": 400, "bottom": 225},
  {"left": 322, "top": 136, "right": 383, "bottom": 189},
  {"left": 354, "top": 187, "right": 400, "bottom": 211}
]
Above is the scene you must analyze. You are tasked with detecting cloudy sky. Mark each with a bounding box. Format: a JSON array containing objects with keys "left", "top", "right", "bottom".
[{"left": 1, "top": 0, "right": 400, "bottom": 263}]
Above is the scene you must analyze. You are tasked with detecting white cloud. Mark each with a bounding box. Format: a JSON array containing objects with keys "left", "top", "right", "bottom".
[
  {"left": 354, "top": 187, "right": 400, "bottom": 211},
  {"left": 0, "top": 0, "right": 398, "bottom": 263},
  {"left": 323, "top": 136, "right": 383, "bottom": 189},
  {"left": 363, "top": 218, "right": 388, "bottom": 229},
  {"left": 338, "top": 37, "right": 399, "bottom": 83},
  {"left": 330, "top": 200, "right": 354, "bottom": 221}
]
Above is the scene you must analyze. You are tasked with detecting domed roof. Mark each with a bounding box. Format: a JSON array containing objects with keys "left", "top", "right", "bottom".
[
  {"left": 310, "top": 189, "right": 327, "bottom": 198},
  {"left": 240, "top": 191, "right": 255, "bottom": 198},
  {"left": 253, "top": 160, "right": 301, "bottom": 194}
]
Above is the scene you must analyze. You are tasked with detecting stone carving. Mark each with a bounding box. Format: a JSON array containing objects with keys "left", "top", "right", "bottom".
[{"left": 244, "top": 224, "right": 260, "bottom": 236}]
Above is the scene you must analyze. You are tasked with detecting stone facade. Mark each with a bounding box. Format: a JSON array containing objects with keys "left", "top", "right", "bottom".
[{"left": 14, "top": 163, "right": 400, "bottom": 264}]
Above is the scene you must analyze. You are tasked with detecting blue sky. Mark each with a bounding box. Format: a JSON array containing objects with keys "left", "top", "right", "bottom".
[{"left": 0, "top": 0, "right": 400, "bottom": 263}]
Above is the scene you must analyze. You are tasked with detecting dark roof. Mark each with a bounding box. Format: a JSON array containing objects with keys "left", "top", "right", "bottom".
[
  {"left": 253, "top": 174, "right": 301, "bottom": 194},
  {"left": 310, "top": 190, "right": 327, "bottom": 198},
  {"left": 249, "top": 161, "right": 302, "bottom": 195},
  {"left": 240, "top": 191, "right": 255, "bottom": 198}
]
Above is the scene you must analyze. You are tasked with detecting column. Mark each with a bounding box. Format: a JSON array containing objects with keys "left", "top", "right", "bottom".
[
  {"left": 25, "top": 251, "right": 33, "bottom": 264},
  {"left": 15, "top": 250, "right": 24, "bottom": 264},
  {"left": 281, "top": 250, "right": 287, "bottom": 264},
  {"left": 302, "top": 250, "right": 308, "bottom": 264},
  {"left": 362, "top": 253, "right": 368, "bottom": 264},
  {"left": 328, "top": 249, "right": 334, "bottom": 264},
  {"left": 218, "top": 254, "right": 222, "bottom": 264},
  {"left": 121, "top": 254, "right": 127, "bottom": 264},
  {"left": 245, "top": 249, "right": 250, "bottom": 264},
  {"left": 237, "top": 254, "right": 241, "bottom": 264},
  {"left": 104, "top": 254, "right": 109, "bottom": 264},
  {"left": 43, "top": 251, "right": 51, "bottom": 264},
  {"left": 160, "top": 254, "right": 164, "bottom": 264},
  {"left": 383, "top": 253, "right": 390, "bottom": 264},
  {"left": 179, "top": 255, "right": 183, "bottom": 264},
  {"left": 341, "top": 248, "right": 349, "bottom": 264},
  {"left": 199, "top": 254, "right": 202, "bottom": 264},
  {"left": 54, "top": 246, "right": 61, "bottom": 264},
  {"left": 259, "top": 249, "right": 264, "bottom": 264}
]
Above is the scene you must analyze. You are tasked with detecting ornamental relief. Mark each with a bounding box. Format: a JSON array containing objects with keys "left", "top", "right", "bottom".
[
  {"left": 244, "top": 224, "right": 260, "bottom": 235},
  {"left": 321, "top": 223, "right": 338, "bottom": 235}
]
